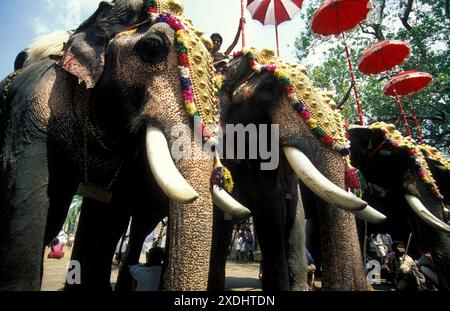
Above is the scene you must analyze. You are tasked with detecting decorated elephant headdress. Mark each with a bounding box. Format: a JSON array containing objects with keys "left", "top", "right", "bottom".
[
  {"left": 367, "top": 122, "right": 443, "bottom": 200},
  {"left": 233, "top": 48, "right": 364, "bottom": 195},
  {"left": 417, "top": 144, "right": 450, "bottom": 171}
]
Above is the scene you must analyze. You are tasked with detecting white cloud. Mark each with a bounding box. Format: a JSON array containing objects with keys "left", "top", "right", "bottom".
[
  {"left": 29, "top": 0, "right": 103, "bottom": 36},
  {"left": 29, "top": 16, "right": 53, "bottom": 35}
]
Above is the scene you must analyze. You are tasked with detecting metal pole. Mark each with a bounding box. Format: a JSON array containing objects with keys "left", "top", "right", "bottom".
[
  {"left": 408, "top": 95, "right": 424, "bottom": 144},
  {"left": 342, "top": 33, "right": 364, "bottom": 125},
  {"left": 275, "top": 24, "right": 280, "bottom": 57},
  {"left": 240, "top": 0, "right": 246, "bottom": 48},
  {"left": 392, "top": 85, "right": 412, "bottom": 137}
]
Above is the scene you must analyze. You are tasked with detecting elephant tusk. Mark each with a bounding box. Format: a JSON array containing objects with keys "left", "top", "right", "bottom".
[
  {"left": 283, "top": 147, "right": 367, "bottom": 211},
  {"left": 352, "top": 205, "right": 387, "bottom": 224},
  {"left": 212, "top": 185, "right": 251, "bottom": 220},
  {"left": 404, "top": 195, "right": 450, "bottom": 233},
  {"left": 146, "top": 126, "right": 199, "bottom": 204}
]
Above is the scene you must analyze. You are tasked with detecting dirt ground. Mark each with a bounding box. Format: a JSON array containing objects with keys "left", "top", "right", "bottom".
[{"left": 41, "top": 247, "right": 262, "bottom": 291}]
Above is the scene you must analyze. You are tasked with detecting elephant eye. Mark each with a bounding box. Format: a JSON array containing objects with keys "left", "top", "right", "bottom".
[{"left": 135, "top": 33, "right": 168, "bottom": 64}]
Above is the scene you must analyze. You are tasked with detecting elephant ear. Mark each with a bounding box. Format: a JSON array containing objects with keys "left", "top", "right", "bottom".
[{"left": 58, "top": 0, "right": 145, "bottom": 88}]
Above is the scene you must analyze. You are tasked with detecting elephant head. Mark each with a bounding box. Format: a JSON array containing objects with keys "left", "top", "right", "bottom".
[
  {"left": 218, "top": 48, "right": 385, "bottom": 290},
  {"left": 57, "top": 0, "right": 245, "bottom": 290},
  {"left": 348, "top": 122, "right": 450, "bottom": 290}
]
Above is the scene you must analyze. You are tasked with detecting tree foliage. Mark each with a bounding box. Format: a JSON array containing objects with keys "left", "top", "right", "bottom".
[{"left": 295, "top": 0, "right": 450, "bottom": 152}]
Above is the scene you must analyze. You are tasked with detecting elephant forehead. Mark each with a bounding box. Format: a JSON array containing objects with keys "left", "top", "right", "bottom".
[
  {"left": 281, "top": 59, "right": 349, "bottom": 148},
  {"left": 417, "top": 145, "right": 450, "bottom": 171},
  {"left": 369, "top": 121, "right": 443, "bottom": 199}
]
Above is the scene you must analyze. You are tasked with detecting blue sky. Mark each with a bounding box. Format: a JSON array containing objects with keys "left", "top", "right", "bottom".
[{"left": 0, "top": 0, "right": 316, "bottom": 79}]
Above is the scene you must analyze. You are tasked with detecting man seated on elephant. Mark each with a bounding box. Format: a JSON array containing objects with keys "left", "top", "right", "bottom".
[
  {"left": 210, "top": 18, "right": 245, "bottom": 71},
  {"left": 385, "top": 241, "right": 426, "bottom": 291}
]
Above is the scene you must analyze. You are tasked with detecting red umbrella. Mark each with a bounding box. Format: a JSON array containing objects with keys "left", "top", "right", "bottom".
[
  {"left": 384, "top": 70, "right": 433, "bottom": 96},
  {"left": 247, "top": 0, "right": 304, "bottom": 56},
  {"left": 311, "top": 0, "right": 373, "bottom": 126},
  {"left": 358, "top": 40, "right": 411, "bottom": 74},
  {"left": 357, "top": 40, "right": 412, "bottom": 136},
  {"left": 311, "top": 0, "right": 373, "bottom": 36},
  {"left": 384, "top": 70, "right": 433, "bottom": 144}
]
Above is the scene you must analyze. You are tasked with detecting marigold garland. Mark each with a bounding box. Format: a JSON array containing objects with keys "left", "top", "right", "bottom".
[{"left": 147, "top": 1, "right": 233, "bottom": 192}]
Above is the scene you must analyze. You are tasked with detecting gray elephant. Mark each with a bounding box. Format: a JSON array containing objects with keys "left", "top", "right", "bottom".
[
  {"left": 208, "top": 48, "right": 385, "bottom": 291},
  {"left": 348, "top": 122, "right": 450, "bottom": 290},
  {"left": 0, "top": 0, "right": 243, "bottom": 291}
]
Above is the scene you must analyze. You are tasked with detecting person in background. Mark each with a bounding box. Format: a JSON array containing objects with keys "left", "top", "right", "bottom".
[
  {"left": 210, "top": 18, "right": 245, "bottom": 71},
  {"left": 245, "top": 228, "right": 254, "bottom": 263},
  {"left": 47, "top": 238, "right": 64, "bottom": 259},
  {"left": 129, "top": 247, "right": 166, "bottom": 291},
  {"left": 306, "top": 248, "right": 316, "bottom": 291},
  {"left": 235, "top": 233, "right": 244, "bottom": 263},
  {"left": 384, "top": 241, "right": 426, "bottom": 291},
  {"left": 416, "top": 251, "right": 439, "bottom": 290}
]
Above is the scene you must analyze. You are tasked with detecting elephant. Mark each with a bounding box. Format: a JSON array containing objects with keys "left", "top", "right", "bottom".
[
  {"left": 206, "top": 48, "right": 386, "bottom": 291},
  {"left": 0, "top": 0, "right": 244, "bottom": 291},
  {"left": 348, "top": 122, "right": 450, "bottom": 290}
]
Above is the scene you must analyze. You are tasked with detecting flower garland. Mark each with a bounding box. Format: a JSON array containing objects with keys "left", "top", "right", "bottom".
[
  {"left": 147, "top": 0, "right": 233, "bottom": 192},
  {"left": 234, "top": 49, "right": 364, "bottom": 194},
  {"left": 417, "top": 145, "right": 450, "bottom": 171},
  {"left": 235, "top": 49, "right": 350, "bottom": 157},
  {"left": 370, "top": 122, "right": 444, "bottom": 200}
]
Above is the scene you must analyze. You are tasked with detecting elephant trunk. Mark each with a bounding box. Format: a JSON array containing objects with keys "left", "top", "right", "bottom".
[
  {"left": 165, "top": 140, "right": 214, "bottom": 290},
  {"left": 309, "top": 147, "right": 369, "bottom": 290}
]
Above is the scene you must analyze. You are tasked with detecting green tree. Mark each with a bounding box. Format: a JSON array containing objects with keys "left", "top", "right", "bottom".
[
  {"left": 295, "top": 0, "right": 450, "bottom": 151},
  {"left": 64, "top": 196, "right": 82, "bottom": 234}
]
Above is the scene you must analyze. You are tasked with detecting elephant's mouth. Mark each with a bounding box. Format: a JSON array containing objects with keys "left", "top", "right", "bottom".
[{"left": 144, "top": 126, "right": 250, "bottom": 219}]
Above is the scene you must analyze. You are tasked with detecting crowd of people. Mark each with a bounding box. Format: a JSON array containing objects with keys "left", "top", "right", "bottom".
[
  {"left": 230, "top": 221, "right": 256, "bottom": 264},
  {"left": 368, "top": 233, "right": 439, "bottom": 291}
]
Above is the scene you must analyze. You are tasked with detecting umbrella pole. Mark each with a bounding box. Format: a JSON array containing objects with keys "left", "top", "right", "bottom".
[
  {"left": 408, "top": 95, "right": 424, "bottom": 144},
  {"left": 342, "top": 34, "right": 364, "bottom": 125},
  {"left": 240, "top": 0, "right": 246, "bottom": 48},
  {"left": 275, "top": 24, "right": 280, "bottom": 57},
  {"left": 392, "top": 86, "right": 412, "bottom": 137}
]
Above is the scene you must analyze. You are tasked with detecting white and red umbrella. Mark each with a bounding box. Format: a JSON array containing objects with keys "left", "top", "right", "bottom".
[{"left": 247, "top": 0, "right": 304, "bottom": 56}]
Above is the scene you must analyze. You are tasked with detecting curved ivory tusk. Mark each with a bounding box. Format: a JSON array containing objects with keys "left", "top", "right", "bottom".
[
  {"left": 146, "top": 126, "right": 199, "bottom": 204},
  {"left": 404, "top": 195, "right": 450, "bottom": 233},
  {"left": 212, "top": 185, "right": 251, "bottom": 219},
  {"left": 283, "top": 147, "right": 367, "bottom": 211},
  {"left": 352, "top": 205, "right": 387, "bottom": 224}
]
